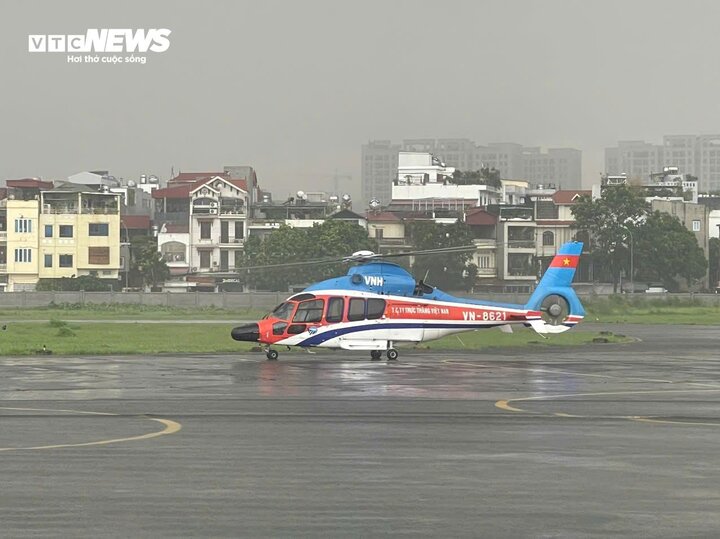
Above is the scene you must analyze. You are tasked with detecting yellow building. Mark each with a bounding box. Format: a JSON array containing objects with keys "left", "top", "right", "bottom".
[
  {"left": 1, "top": 184, "right": 121, "bottom": 291},
  {"left": 38, "top": 187, "right": 121, "bottom": 281},
  {"left": 5, "top": 198, "right": 40, "bottom": 291}
]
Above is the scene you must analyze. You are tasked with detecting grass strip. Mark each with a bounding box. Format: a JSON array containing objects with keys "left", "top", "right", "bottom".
[{"left": 0, "top": 321, "right": 630, "bottom": 356}]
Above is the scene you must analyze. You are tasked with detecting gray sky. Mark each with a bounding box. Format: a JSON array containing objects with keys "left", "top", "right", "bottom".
[{"left": 3, "top": 0, "right": 720, "bottom": 199}]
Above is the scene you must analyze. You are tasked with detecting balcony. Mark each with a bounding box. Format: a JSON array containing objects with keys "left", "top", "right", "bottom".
[{"left": 219, "top": 238, "right": 244, "bottom": 248}]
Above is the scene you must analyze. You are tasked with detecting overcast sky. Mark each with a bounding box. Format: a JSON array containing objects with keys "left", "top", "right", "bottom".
[{"left": 3, "top": 0, "right": 720, "bottom": 200}]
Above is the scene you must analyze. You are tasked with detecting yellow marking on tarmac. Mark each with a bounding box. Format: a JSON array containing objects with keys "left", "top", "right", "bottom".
[
  {"left": 494, "top": 389, "right": 720, "bottom": 428},
  {"left": 0, "top": 407, "right": 181, "bottom": 452}
]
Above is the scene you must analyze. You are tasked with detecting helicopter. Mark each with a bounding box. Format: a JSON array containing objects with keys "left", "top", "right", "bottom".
[{"left": 231, "top": 242, "right": 585, "bottom": 361}]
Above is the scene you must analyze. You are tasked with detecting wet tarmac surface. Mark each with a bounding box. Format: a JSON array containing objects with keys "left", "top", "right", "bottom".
[{"left": 1, "top": 324, "right": 720, "bottom": 537}]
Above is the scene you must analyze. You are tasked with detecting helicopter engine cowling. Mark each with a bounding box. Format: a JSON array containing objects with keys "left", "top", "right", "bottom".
[{"left": 231, "top": 323, "right": 260, "bottom": 342}]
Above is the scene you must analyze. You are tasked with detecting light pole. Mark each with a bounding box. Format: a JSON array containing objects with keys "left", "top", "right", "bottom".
[{"left": 621, "top": 224, "right": 634, "bottom": 293}]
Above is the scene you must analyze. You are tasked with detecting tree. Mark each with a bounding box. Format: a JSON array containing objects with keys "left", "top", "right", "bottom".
[
  {"left": 710, "top": 237, "right": 720, "bottom": 290},
  {"left": 633, "top": 211, "right": 707, "bottom": 291},
  {"left": 405, "top": 221, "right": 477, "bottom": 291},
  {"left": 242, "top": 221, "right": 378, "bottom": 291},
  {"left": 131, "top": 236, "right": 170, "bottom": 290},
  {"left": 571, "top": 185, "right": 649, "bottom": 291},
  {"left": 453, "top": 168, "right": 502, "bottom": 189}
]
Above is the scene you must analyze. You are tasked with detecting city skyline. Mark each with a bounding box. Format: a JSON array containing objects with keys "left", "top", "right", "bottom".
[{"left": 5, "top": 1, "right": 720, "bottom": 201}]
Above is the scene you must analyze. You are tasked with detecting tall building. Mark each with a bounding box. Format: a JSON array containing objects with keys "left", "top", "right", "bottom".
[
  {"left": 361, "top": 139, "right": 583, "bottom": 207},
  {"left": 605, "top": 135, "right": 720, "bottom": 192},
  {"left": 361, "top": 140, "right": 400, "bottom": 206}
]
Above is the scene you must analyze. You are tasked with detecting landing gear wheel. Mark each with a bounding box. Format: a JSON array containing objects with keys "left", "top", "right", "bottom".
[
  {"left": 266, "top": 349, "right": 279, "bottom": 361},
  {"left": 386, "top": 348, "right": 399, "bottom": 361},
  {"left": 370, "top": 350, "right": 382, "bottom": 361}
]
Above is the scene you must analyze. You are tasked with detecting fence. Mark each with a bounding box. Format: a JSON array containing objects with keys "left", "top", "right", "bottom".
[{"left": 1, "top": 291, "right": 719, "bottom": 310}]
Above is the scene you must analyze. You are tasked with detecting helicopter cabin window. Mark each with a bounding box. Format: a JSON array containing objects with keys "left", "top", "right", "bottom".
[
  {"left": 347, "top": 298, "right": 366, "bottom": 321},
  {"left": 325, "top": 297, "right": 344, "bottom": 323},
  {"left": 287, "top": 324, "right": 306, "bottom": 335},
  {"left": 270, "top": 302, "right": 295, "bottom": 321},
  {"left": 292, "top": 299, "right": 324, "bottom": 323},
  {"left": 366, "top": 298, "right": 386, "bottom": 319},
  {"left": 272, "top": 322, "right": 287, "bottom": 335}
]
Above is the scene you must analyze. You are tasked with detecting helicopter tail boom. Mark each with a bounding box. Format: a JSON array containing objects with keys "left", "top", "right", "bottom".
[{"left": 524, "top": 242, "right": 585, "bottom": 334}]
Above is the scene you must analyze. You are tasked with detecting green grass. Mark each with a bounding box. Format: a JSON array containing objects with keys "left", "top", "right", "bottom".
[
  {"left": 0, "top": 304, "right": 267, "bottom": 321},
  {"left": 583, "top": 296, "right": 720, "bottom": 325},
  {"left": 0, "top": 321, "right": 629, "bottom": 356}
]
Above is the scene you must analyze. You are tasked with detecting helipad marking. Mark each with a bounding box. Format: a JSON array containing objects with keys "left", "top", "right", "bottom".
[
  {"left": 495, "top": 388, "right": 720, "bottom": 427},
  {"left": 0, "top": 407, "right": 181, "bottom": 452}
]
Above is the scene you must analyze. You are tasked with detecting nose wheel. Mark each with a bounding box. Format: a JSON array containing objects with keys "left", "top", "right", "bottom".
[{"left": 266, "top": 349, "right": 279, "bottom": 361}]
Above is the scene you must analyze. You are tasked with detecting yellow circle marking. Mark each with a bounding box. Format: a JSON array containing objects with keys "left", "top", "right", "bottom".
[
  {"left": 0, "top": 407, "right": 182, "bottom": 452},
  {"left": 495, "top": 388, "right": 720, "bottom": 427}
]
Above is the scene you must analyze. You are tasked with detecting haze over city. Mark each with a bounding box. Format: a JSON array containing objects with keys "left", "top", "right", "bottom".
[{"left": 3, "top": 0, "right": 720, "bottom": 199}]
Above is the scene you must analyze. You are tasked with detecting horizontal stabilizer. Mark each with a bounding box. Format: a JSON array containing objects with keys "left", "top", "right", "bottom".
[{"left": 528, "top": 319, "right": 572, "bottom": 335}]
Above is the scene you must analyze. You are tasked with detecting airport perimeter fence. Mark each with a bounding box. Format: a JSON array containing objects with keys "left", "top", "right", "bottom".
[{"left": 1, "top": 290, "right": 720, "bottom": 310}]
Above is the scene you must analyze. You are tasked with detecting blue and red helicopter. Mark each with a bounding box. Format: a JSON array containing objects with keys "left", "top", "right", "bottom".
[{"left": 232, "top": 241, "right": 585, "bottom": 360}]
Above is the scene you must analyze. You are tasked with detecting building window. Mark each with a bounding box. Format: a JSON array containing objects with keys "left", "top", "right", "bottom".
[
  {"left": 476, "top": 255, "right": 492, "bottom": 269},
  {"left": 14, "top": 248, "right": 32, "bottom": 263},
  {"left": 89, "top": 223, "right": 109, "bottom": 236},
  {"left": 44, "top": 254, "right": 52, "bottom": 268},
  {"left": 374, "top": 228, "right": 384, "bottom": 240},
  {"left": 542, "top": 231, "right": 555, "bottom": 246},
  {"left": 59, "top": 254, "right": 73, "bottom": 268},
  {"left": 14, "top": 218, "right": 32, "bottom": 233},
  {"left": 692, "top": 220, "right": 701, "bottom": 232},
  {"left": 161, "top": 241, "right": 186, "bottom": 262},
  {"left": 200, "top": 222, "right": 212, "bottom": 239},
  {"left": 59, "top": 225, "right": 73, "bottom": 238},
  {"left": 88, "top": 247, "right": 110, "bottom": 265},
  {"left": 199, "top": 250, "right": 211, "bottom": 268},
  {"left": 44, "top": 225, "right": 53, "bottom": 238},
  {"left": 234, "top": 221, "right": 244, "bottom": 240}
]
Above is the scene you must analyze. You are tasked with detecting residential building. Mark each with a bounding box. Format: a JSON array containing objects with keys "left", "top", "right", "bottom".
[
  {"left": 362, "top": 140, "right": 400, "bottom": 207},
  {"left": 606, "top": 135, "right": 720, "bottom": 192},
  {"left": 362, "top": 139, "right": 582, "bottom": 207},
  {"left": 39, "top": 182, "right": 121, "bottom": 283},
  {"left": 1, "top": 179, "right": 121, "bottom": 291}
]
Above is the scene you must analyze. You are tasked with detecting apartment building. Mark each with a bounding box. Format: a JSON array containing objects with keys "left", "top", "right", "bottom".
[
  {"left": 605, "top": 135, "right": 720, "bottom": 192},
  {"left": 1, "top": 180, "right": 121, "bottom": 291}
]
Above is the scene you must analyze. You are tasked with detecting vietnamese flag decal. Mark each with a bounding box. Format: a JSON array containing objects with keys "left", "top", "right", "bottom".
[{"left": 549, "top": 254, "right": 579, "bottom": 268}]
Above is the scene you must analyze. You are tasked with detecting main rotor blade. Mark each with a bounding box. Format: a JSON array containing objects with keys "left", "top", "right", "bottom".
[{"left": 193, "top": 244, "right": 478, "bottom": 276}]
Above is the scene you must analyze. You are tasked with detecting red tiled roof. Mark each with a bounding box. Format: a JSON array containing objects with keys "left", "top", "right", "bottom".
[
  {"left": 152, "top": 184, "right": 194, "bottom": 199},
  {"left": 6, "top": 178, "right": 54, "bottom": 189},
  {"left": 121, "top": 215, "right": 151, "bottom": 229},
  {"left": 367, "top": 211, "right": 401, "bottom": 222},
  {"left": 168, "top": 172, "right": 228, "bottom": 184},
  {"left": 154, "top": 176, "right": 248, "bottom": 199},
  {"left": 551, "top": 190, "right": 591, "bottom": 204},
  {"left": 465, "top": 209, "right": 497, "bottom": 226}
]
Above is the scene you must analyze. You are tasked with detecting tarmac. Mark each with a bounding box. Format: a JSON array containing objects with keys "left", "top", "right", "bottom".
[{"left": 1, "top": 323, "right": 720, "bottom": 537}]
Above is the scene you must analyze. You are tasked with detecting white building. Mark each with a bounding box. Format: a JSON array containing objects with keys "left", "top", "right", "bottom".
[{"left": 397, "top": 152, "right": 455, "bottom": 185}]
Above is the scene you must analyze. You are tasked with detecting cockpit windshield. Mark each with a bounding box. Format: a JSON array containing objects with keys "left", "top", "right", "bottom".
[{"left": 266, "top": 302, "right": 295, "bottom": 321}]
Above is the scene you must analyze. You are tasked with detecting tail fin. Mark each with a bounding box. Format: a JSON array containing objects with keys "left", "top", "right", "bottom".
[{"left": 525, "top": 241, "right": 585, "bottom": 334}]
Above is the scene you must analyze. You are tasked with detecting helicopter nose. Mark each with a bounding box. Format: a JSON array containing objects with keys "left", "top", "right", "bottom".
[{"left": 231, "top": 323, "right": 260, "bottom": 342}]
